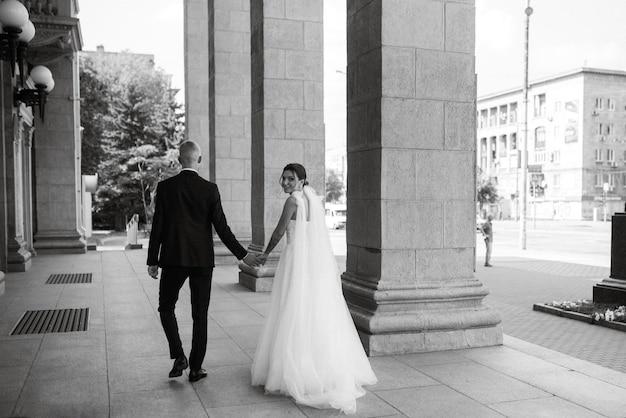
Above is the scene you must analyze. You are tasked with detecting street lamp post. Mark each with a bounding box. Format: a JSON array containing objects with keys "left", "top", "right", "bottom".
[{"left": 520, "top": 1, "right": 533, "bottom": 250}]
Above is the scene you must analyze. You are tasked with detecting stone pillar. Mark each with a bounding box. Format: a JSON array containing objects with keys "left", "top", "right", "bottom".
[
  {"left": 0, "top": 64, "right": 8, "bottom": 290},
  {"left": 208, "top": 0, "right": 252, "bottom": 247},
  {"left": 184, "top": 0, "right": 211, "bottom": 177},
  {"left": 342, "top": 0, "right": 502, "bottom": 356},
  {"left": 6, "top": 115, "right": 33, "bottom": 271},
  {"left": 240, "top": 0, "right": 325, "bottom": 291},
  {"left": 33, "top": 54, "right": 86, "bottom": 254},
  {"left": 593, "top": 212, "right": 626, "bottom": 304}
]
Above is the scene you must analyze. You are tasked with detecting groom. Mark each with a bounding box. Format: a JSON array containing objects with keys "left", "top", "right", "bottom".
[{"left": 147, "top": 140, "right": 259, "bottom": 382}]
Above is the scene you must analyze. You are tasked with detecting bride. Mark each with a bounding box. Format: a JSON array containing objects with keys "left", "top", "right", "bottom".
[{"left": 251, "top": 163, "right": 377, "bottom": 414}]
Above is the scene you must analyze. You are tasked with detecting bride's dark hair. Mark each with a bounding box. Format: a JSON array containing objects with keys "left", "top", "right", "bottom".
[{"left": 283, "top": 163, "right": 309, "bottom": 185}]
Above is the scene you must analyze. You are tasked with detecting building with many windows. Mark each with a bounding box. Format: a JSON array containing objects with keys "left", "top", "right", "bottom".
[{"left": 477, "top": 68, "right": 626, "bottom": 221}]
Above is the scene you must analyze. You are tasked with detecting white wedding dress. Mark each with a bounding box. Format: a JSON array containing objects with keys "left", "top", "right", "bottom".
[{"left": 251, "top": 186, "right": 377, "bottom": 414}]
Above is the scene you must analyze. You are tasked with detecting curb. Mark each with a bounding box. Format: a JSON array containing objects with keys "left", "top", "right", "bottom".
[{"left": 533, "top": 303, "right": 626, "bottom": 332}]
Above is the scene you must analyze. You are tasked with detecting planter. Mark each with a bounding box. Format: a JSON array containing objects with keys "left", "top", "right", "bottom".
[{"left": 533, "top": 303, "right": 626, "bottom": 332}]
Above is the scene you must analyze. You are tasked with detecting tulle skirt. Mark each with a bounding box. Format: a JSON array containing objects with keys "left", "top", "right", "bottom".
[{"left": 251, "top": 222, "right": 377, "bottom": 414}]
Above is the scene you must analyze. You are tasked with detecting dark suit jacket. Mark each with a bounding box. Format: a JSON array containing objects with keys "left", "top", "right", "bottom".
[{"left": 147, "top": 170, "right": 247, "bottom": 268}]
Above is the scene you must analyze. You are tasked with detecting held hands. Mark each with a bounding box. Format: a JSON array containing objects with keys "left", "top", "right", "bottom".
[
  {"left": 243, "top": 253, "right": 262, "bottom": 267},
  {"left": 258, "top": 253, "right": 268, "bottom": 265},
  {"left": 147, "top": 265, "right": 159, "bottom": 279}
]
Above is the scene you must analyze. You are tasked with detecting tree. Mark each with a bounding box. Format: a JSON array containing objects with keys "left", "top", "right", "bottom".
[
  {"left": 325, "top": 169, "right": 344, "bottom": 203},
  {"left": 80, "top": 52, "right": 184, "bottom": 230},
  {"left": 477, "top": 180, "right": 500, "bottom": 214}
]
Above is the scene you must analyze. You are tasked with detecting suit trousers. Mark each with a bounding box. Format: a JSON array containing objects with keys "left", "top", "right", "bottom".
[{"left": 158, "top": 266, "right": 213, "bottom": 370}]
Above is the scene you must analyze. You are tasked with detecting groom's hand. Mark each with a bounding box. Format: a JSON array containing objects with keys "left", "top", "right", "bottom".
[
  {"left": 243, "top": 253, "right": 260, "bottom": 267},
  {"left": 148, "top": 265, "right": 159, "bottom": 279}
]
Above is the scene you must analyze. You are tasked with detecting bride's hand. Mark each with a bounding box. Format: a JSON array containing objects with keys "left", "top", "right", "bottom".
[{"left": 258, "top": 253, "right": 268, "bottom": 265}]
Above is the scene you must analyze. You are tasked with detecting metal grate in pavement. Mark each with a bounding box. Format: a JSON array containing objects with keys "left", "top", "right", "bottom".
[
  {"left": 45, "top": 273, "right": 92, "bottom": 284},
  {"left": 10, "top": 308, "right": 90, "bottom": 335}
]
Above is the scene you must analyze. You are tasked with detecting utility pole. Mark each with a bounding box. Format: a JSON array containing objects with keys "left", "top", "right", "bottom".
[{"left": 520, "top": 0, "right": 533, "bottom": 250}]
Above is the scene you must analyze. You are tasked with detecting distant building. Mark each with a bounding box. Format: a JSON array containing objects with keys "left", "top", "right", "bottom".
[{"left": 477, "top": 68, "right": 626, "bottom": 220}]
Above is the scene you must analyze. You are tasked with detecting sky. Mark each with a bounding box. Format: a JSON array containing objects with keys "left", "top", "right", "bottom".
[{"left": 78, "top": 0, "right": 626, "bottom": 143}]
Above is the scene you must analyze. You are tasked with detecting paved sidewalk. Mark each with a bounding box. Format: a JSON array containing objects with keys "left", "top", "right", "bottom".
[{"left": 0, "top": 250, "right": 625, "bottom": 417}]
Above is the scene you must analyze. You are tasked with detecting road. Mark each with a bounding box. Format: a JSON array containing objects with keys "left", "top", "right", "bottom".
[{"left": 329, "top": 219, "right": 613, "bottom": 268}]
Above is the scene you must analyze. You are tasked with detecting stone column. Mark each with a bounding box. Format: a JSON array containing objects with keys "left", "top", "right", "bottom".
[
  {"left": 240, "top": 0, "right": 325, "bottom": 291},
  {"left": 208, "top": 0, "right": 252, "bottom": 255},
  {"left": 342, "top": 0, "right": 502, "bottom": 356},
  {"left": 0, "top": 64, "right": 8, "bottom": 290},
  {"left": 33, "top": 54, "right": 86, "bottom": 254},
  {"left": 184, "top": 0, "right": 210, "bottom": 175},
  {"left": 6, "top": 115, "right": 33, "bottom": 271}
]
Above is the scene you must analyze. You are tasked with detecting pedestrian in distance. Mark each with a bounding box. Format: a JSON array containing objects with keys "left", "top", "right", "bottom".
[
  {"left": 480, "top": 213, "right": 494, "bottom": 267},
  {"left": 147, "top": 140, "right": 260, "bottom": 383}
]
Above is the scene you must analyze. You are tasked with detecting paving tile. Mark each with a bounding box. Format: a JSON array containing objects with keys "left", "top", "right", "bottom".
[
  {"left": 0, "top": 339, "right": 41, "bottom": 367},
  {"left": 0, "top": 365, "right": 29, "bottom": 403},
  {"left": 416, "top": 361, "right": 551, "bottom": 404},
  {"left": 209, "top": 296, "right": 250, "bottom": 312},
  {"left": 368, "top": 356, "right": 438, "bottom": 392},
  {"left": 28, "top": 344, "right": 107, "bottom": 381},
  {"left": 520, "top": 370, "right": 626, "bottom": 417},
  {"left": 193, "top": 364, "right": 283, "bottom": 408},
  {"left": 395, "top": 349, "right": 471, "bottom": 368},
  {"left": 204, "top": 338, "right": 252, "bottom": 367},
  {"left": 14, "top": 374, "right": 110, "bottom": 418},
  {"left": 209, "top": 308, "right": 266, "bottom": 328},
  {"left": 110, "top": 387, "right": 206, "bottom": 418},
  {"left": 298, "top": 390, "right": 401, "bottom": 417},
  {"left": 376, "top": 385, "right": 504, "bottom": 418},
  {"left": 223, "top": 325, "right": 263, "bottom": 350},
  {"left": 0, "top": 401, "right": 17, "bottom": 418},
  {"left": 106, "top": 329, "right": 169, "bottom": 358},
  {"left": 206, "top": 400, "right": 306, "bottom": 417},
  {"left": 460, "top": 345, "right": 567, "bottom": 377},
  {"left": 489, "top": 396, "right": 606, "bottom": 418},
  {"left": 108, "top": 355, "right": 191, "bottom": 394}
]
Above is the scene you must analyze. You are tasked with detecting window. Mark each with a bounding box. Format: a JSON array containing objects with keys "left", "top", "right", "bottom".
[
  {"left": 509, "top": 103, "right": 518, "bottom": 123},
  {"left": 490, "top": 137, "right": 497, "bottom": 160},
  {"left": 607, "top": 149, "right": 615, "bottom": 162},
  {"left": 595, "top": 149, "right": 603, "bottom": 162},
  {"left": 510, "top": 133, "right": 517, "bottom": 151},
  {"left": 553, "top": 126, "right": 560, "bottom": 142},
  {"left": 535, "top": 127, "right": 546, "bottom": 149},
  {"left": 597, "top": 123, "right": 604, "bottom": 136},
  {"left": 499, "top": 105, "right": 508, "bottom": 125},
  {"left": 606, "top": 123, "right": 614, "bottom": 136},
  {"left": 479, "top": 109, "right": 488, "bottom": 129},
  {"left": 554, "top": 101, "right": 561, "bottom": 112},
  {"left": 551, "top": 150, "right": 561, "bottom": 163},
  {"left": 623, "top": 173, "right": 626, "bottom": 188},
  {"left": 608, "top": 98, "right": 615, "bottom": 110},
  {"left": 553, "top": 174, "right": 561, "bottom": 187},
  {"left": 499, "top": 135, "right": 507, "bottom": 156},
  {"left": 595, "top": 97, "right": 603, "bottom": 110},
  {"left": 534, "top": 94, "right": 546, "bottom": 117},
  {"left": 595, "top": 174, "right": 603, "bottom": 187},
  {"left": 489, "top": 107, "right": 497, "bottom": 127}
]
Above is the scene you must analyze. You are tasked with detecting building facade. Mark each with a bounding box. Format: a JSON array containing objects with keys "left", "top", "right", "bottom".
[
  {"left": 0, "top": 0, "right": 83, "bottom": 284},
  {"left": 478, "top": 68, "right": 626, "bottom": 221}
]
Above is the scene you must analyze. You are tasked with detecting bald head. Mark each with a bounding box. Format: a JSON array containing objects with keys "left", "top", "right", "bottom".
[{"left": 178, "top": 140, "right": 202, "bottom": 169}]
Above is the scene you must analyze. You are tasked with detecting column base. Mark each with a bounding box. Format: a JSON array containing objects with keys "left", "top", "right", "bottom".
[
  {"left": 34, "top": 230, "right": 86, "bottom": 254},
  {"left": 343, "top": 272, "right": 503, "bottom": 355},
  {"left": 359, "top": 326, "right": 503, "bottom": 357},
  {"left": 7, "top": 237, "right": 33, "bottom": 272},
  {"left": 593, "top": 278, "right": 626, "bottom": 304}
]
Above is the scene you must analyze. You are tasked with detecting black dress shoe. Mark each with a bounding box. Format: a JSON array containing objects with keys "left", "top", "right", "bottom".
[
  {"left": 168, "top": 356, "right": 188, "bottom": 378},
  {"left": 189, "top": 368, "right": 207, "bottom": 382}
]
